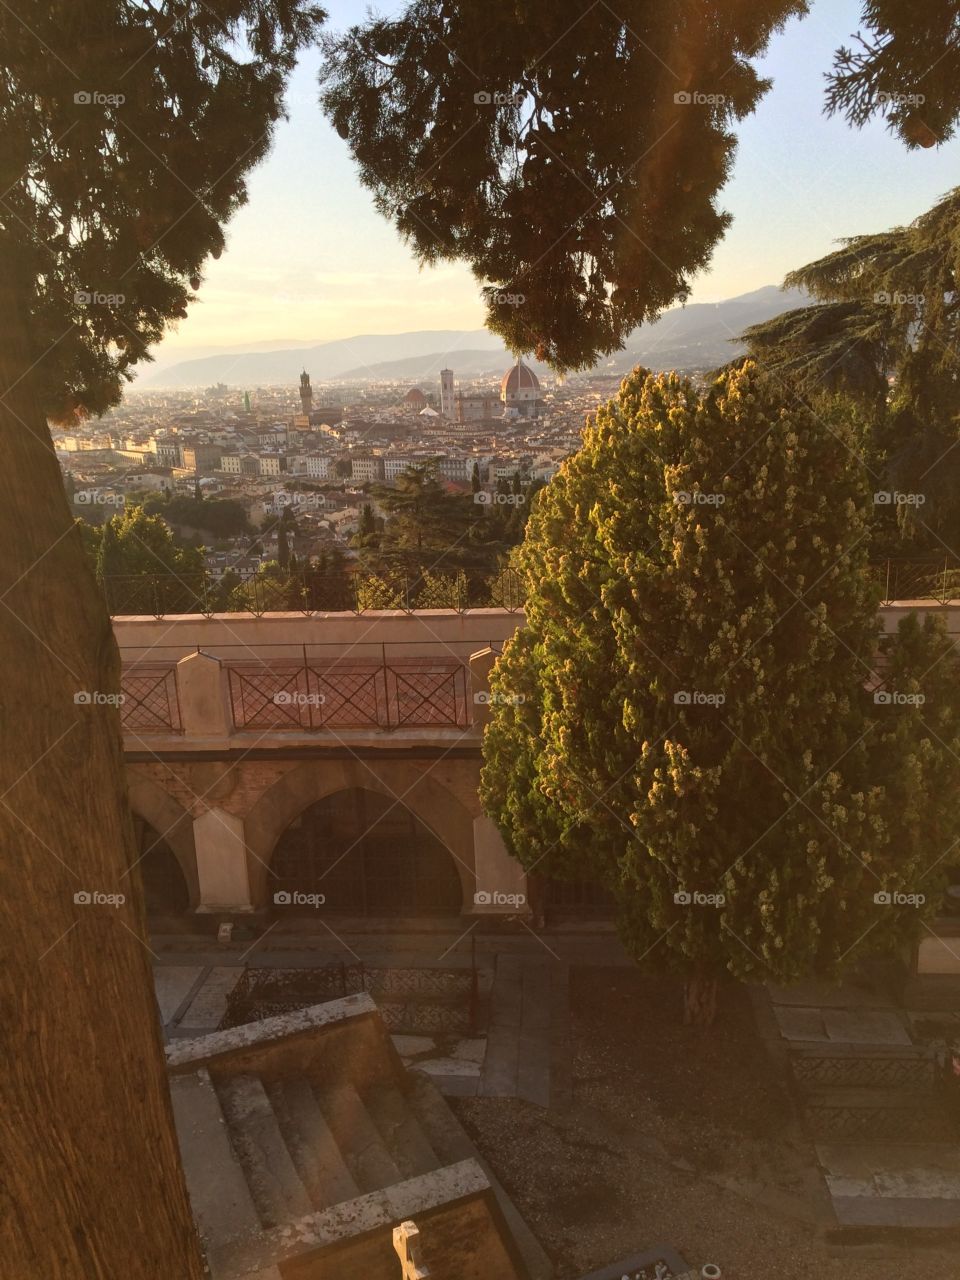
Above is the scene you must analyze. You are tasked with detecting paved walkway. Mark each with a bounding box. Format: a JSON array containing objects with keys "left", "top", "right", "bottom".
[
  {"left": 153, "top": 928, "right": 578, "bottom": 1108},
  {"left": 760, "top": 977, "right": 960, "bottom": 1230}
]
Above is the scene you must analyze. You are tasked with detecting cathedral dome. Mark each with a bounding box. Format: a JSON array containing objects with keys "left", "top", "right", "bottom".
[{"left": 501, "top": 361, "right": 540, "bottom": 396}]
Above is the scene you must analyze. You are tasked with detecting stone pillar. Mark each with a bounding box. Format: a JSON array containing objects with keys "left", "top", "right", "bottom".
[
  {"left": 192, "top": 807, "right": 254, "bottom": 913},
  {"left": 470, "top": 815, "right": 529, "bottom": 915},
  {"left": 175, "top": 649, "right": 232, "bottom": 739},
  {"left": 469, "top": 646, "right": 498, "bottom": 728}
]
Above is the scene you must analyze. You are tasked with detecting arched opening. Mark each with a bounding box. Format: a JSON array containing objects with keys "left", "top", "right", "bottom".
[
  {"left": 270, "top": 788, "right": 463, "bottom": 916},
  {"left": 134, "top": 818, "right": 190, "bottom": 915}
]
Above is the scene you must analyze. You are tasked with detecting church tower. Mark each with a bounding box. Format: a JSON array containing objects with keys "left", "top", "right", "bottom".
[
  {"left": 439, "top": 368, "right": 455, "bottom": 418},
  {"left": 299, "top": 369, "right": 313, "bottom": 418}
]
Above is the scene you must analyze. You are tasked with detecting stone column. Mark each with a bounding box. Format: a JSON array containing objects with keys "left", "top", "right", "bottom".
[
  {"left": 175, "top": 648, "right": 232, "bottom": 739},
  {"left": 470, "top": 814, "right": 529, "bottom": 915},
  {"left": 468, "top": 646, "right": 498, "bottom": 728},
  {"left": 192, "top": 807, "right": 254, "bottom": 913}
]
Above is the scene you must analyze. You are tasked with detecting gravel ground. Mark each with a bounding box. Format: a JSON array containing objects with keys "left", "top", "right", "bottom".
[{"left": 454, "top": 967, "right": 960, "bottom": 1280}]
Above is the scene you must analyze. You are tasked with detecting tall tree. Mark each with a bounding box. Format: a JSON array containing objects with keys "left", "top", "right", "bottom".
[
  {"left": 738, "top": 187, "right": 960, "bottom": 553},
  {"left": 320, "top": 0, "right": 807, "bottom": 371},
  {"left": 0, "top": 2, "right": 323, "bottom": 1274},
  {"left": 480, "top": 363, "right": 960, "bottom": 1024}
]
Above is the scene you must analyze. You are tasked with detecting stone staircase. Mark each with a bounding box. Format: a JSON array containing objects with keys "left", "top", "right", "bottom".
[
  {"left": 167, "top": 993, "right": 550, "bottom": 1279},
  {"left": 787, "top": 1041, "right": 960, "bottom": 1228}
]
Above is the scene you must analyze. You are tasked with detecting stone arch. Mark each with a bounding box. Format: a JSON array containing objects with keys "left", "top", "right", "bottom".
[
  {"left": 243, "top": 759, "right": 477, "bottom": 913},
  {"left": 126, "top": 772, "right": 199, "bottom": 910}
]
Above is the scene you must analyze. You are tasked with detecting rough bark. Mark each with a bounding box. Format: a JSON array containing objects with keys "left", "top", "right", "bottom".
[
  {"left": 683, "top": 974, "right": 719, "bottom": 1028},
  {"left": 0, "top": 266, "right": 204, "bottom": 1276}
]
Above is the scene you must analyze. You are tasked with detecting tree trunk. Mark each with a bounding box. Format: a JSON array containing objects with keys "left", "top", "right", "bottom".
[
  {"left": 0, "top": 265, "right": 205, "bottom": 1276},
  {"left": 683, "top": 973, "right": 719, "bottom": 1027}
]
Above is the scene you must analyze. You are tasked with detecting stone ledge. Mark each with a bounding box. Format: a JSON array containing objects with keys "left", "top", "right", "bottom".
[{"left": 165, "top": 993, "right": 379, "bottom": 1072}]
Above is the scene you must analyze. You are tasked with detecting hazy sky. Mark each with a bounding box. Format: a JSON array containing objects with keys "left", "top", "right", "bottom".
[{"left": 151, "top": 0, "right": 960, "bottom": 360}]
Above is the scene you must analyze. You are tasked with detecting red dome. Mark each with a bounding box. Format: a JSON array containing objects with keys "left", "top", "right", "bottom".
[{"left": 501, "top": 361, "right": 540, "bottom": 396}]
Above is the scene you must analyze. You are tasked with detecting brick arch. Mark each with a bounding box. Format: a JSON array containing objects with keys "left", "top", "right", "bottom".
[
  {"left": 243, "top": 759, "right": 477, "bottom": 912},
  {"left": 126, "top": 772, "right": 199, "bottom": 909}
]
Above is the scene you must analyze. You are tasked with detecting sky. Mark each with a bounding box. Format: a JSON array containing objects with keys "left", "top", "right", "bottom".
[{"left": 148, "top": 0, "right": 960, "bottom": 364}]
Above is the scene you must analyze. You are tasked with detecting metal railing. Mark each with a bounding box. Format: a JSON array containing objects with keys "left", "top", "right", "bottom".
[
  {"left": 101, "top": 566, "right": 525, "bottom": 618},
  {"left": 119, "top": 664, "right": 182, "bottom": 734},
  {"left": 873, "top": 558, "right": 960, "bottom": 603}
]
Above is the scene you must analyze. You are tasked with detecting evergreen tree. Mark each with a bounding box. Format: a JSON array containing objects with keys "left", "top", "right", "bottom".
[
  {"left": 826, "top": 2, "right": 960, "bottom": 148},
  {"left": 738, "top": 187, "right": 960, "bottom": 553},
  {"left": 320, "top": 0, "right": 806, "bottom": 370},
  {"left": 480, "top": 363, "right": 960, "bottom": 1025},
  {"left": 0, "top": 4, "right": 323, "bottom": 1274},
  {"left": 471, "top": 461, "right": 481, "bottom": 495}
]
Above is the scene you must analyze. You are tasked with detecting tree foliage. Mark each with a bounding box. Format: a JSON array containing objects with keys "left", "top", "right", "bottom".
[
  {"left": 480, "top": 363, "right": 960, "bottom": 1017},
  {"left": 320, "top": 0, "right": 806, "bottom": 371},
  {"left": 826, "top": 1, "right": 960, "bottom": 148},
  {"left": 738, "top": 188, "right": 960, "bottom": 551},
  {"left": 2, "top": 0, "right": 325, "bottom": 422}
]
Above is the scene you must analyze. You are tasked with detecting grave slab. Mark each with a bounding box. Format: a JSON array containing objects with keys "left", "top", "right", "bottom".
[
  {"left": 773, "top": 1006, "right": 828, "bottom": 1042},
  {"left": 821, "top": 1009, "right": 911, "bottom": 1045}
]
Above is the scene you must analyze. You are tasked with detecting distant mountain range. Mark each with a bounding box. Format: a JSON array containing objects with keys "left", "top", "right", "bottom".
[{"left": 141, "top": 285, "right": 807, "bottom": 388}]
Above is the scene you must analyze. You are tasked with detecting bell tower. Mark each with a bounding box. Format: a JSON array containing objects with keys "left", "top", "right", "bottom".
[{"left": 299, "top": 369, "right": 313, "bottom": 418}]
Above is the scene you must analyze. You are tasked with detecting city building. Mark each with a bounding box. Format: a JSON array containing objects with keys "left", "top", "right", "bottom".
[{"left": 501, "top": 360, "right": 541, "bottom": 418}]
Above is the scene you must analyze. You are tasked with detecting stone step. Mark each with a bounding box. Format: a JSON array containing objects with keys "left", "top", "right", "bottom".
[
  {"left": 263, "top": 1077, "right": 360, "bottom": 1211},
  {"left": 169, "top": 1068, "right": 262, "bottom": 1255},
  {"left": 817, "top": 1142, "right": 960, "bottom": 1200},
  {"left": 804, "top": 1087, "right": 953, "bottom": 1143},
  {"left": 316, "top": 1081, "right": 403, "bottom": 1193},
  {"left": 216, "top": 1073, "right": 313, "bottom": 1228},
  {"left": 364, "top": 1081, "right": 439, "bottom": 1180},
  {"left": 407, "top": 1070, "right": 554, "bottom": 1280}
]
